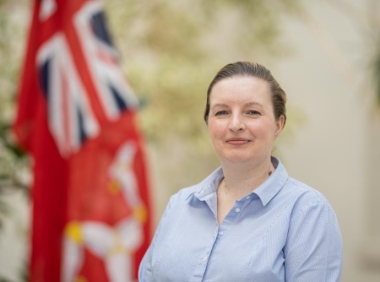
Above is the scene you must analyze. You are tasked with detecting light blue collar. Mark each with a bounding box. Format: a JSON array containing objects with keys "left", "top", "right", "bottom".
[{"left": 189, "top": 157, "right": 289, "bottom": 206}]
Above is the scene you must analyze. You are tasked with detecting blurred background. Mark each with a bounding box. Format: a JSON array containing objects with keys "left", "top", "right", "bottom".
[{"left": 0, "top": 0, "right": 380, "bottom": 281}]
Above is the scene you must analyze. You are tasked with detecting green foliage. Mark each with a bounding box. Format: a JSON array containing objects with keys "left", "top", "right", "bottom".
[
  {"left": 0, "top": 0, "right": 30, "bottom": 231},
  {"left": 105, "top": 0, "right": 302, "bottom": 149}
]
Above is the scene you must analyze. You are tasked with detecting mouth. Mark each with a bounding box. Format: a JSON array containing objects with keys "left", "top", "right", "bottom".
[{"left": 226, "top": 138, "right": 251, "bottom": 145}]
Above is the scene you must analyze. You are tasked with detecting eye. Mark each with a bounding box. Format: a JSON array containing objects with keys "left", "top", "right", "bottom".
[
  {"left": 247, "top": 110, "right": 261, "bottom": 115},
  {"left": 215, "top": 110, "right": 229, "bottom": 116}
]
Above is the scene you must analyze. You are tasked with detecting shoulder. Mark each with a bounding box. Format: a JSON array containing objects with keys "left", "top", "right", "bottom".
[
  {"left": 268, "top": 158, "right": 331, "bottom": 212},
  {"left": 281, "top": 176, "right": 337, "bottom": 221},
  {"left": 286, "top": 177, "right": 327, "bottom": 202},
  {"left": 169, "top": 184, "right": 199, "bottom": 203},
  {"left": 164, "top": 181, "right": 206, "bottom": 212},
  {"left": 167, "top": 167, "right": 222, "bottom": 206},
  {"left": 281, "top": 177, "right": 342, "bottom": 248}
]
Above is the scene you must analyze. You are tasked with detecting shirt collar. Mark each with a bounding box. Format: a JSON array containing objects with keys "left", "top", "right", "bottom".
[
  {"left": 251, "top": 157, "right": 288, "bottom": 206},
  {"left": 187, "top": 157, "right": 288, "bottom": 206},
  {"left": 190, "top": 167, "right": 224, "bottom": 202}
]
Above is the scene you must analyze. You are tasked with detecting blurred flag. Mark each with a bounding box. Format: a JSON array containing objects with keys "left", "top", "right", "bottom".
[{"left": 13, "top": 0, "right": 151, "bottom": 281}]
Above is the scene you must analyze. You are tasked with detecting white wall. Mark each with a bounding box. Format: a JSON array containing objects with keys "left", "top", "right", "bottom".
[{"left": 273, "top": 0, "right": 380, "bottom": 280}]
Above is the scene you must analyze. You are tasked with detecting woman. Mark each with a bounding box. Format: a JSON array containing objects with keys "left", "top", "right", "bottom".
[{"left": 139, "top": 62, "right": 343, "bottom": 282}]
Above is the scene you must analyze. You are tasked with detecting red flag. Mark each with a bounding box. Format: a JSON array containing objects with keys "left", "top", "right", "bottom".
[{"left": 13, "top": 0, "right": 152, "bottom": 281}]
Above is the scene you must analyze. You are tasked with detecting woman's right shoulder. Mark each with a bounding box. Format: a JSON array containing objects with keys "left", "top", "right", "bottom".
[
  {"left": 166, "top": 167, "right": 222, "bottom": 208},
  {"left": 157, "top": 184, "right": 201, "bottom": 226},
  {"left": 168, "top": 184, "right": 200, "bottom": 204}
]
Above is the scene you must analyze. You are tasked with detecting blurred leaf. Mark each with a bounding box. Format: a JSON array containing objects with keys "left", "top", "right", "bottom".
[
  {"left": 374, "top": 49, "right": 380, "bottom": 104},
  {"left": 105, "top": 0, "right": 302, "bottom": 146},
  {"left": 0, "top": 0, "right": 30, "bottom": 235}
]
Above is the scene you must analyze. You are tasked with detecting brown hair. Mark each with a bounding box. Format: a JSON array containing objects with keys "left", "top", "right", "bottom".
[{"left": 204, "top": 62, "right": 287, "bottom": 125}]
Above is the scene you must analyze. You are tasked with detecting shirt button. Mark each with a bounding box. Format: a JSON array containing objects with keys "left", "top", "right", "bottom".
[
  {"left": 235, "top": 208, "right": 241, "bottom": 213},
  {"left": 219, "top": 231, "right": 224, "bottom": 236},
  {"left": 246, "top": 195, "right": 251, "bottom": 200},
  {"left": 202, "top": 256, "right": 208, "bottom": 261}
]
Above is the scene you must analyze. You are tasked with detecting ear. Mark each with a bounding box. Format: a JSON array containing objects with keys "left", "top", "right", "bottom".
[{"left": 274, "top": 115, "right": 285, "bottom": 138}]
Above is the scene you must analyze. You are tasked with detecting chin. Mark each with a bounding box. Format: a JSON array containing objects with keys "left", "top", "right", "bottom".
[
  {"left": 219, "top": 154, "right": 253, "bottom": 164},
  {"left": 218, "top": 150, "right": 271, "bottom": 165}
]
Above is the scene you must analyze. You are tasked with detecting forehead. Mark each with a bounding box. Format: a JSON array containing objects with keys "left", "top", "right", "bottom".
[{"left": 210, "top": 76, "right": 271, "bottom": 105}]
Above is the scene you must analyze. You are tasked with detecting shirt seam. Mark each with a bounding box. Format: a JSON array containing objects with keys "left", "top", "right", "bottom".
[
  {"left": 244, "top": 188, "right": 308, "bottom": 280},
  {"left": 287, "top": 178, "right": 326, "bottom": 202},
  {"left": 287, "top": 199, "right": 329, "bottom": 281},
  {"left": 323, "top": 205, "right": 331, "bottom": 282}
]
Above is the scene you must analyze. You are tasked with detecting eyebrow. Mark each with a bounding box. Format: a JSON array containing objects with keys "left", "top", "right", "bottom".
[
  {"left": 245, "top": 102, "right": 263, "bottom": 108},
  {"left": 211, "top": 102, "right": 263, "bottom": 109},
  {"left": 211, "top": 103, "right": 228, "bottom": 109}
]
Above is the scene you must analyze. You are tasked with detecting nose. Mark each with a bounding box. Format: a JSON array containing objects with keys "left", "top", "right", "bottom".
[{"left": 229, "top": 113, "right": 245, "bottom": 132}]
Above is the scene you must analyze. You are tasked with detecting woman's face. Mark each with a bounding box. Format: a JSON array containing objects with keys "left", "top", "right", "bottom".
[{"left": 207, "top": 76, "right": 284, "bottom": 165}]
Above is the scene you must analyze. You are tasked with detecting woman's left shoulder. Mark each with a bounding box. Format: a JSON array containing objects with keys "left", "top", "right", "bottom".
[{"left": 283, "top": 177, "right": 335, "bottom": 213}]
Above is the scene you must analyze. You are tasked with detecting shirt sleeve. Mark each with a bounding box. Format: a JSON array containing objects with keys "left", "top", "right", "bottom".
[
  {"left": 284, "top": 200, "right": 343, "bottom": 282},
  {"left": 138, "top": 194, "right": 176, "bottom": 282}
]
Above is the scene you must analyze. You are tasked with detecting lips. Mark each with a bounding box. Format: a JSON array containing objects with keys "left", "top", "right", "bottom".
[{"left": 226, "top": 138, "right": 251, "bottom": 145}]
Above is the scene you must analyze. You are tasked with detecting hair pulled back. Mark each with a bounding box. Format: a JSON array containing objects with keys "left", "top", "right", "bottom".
[{"left": 204, "top": 61, "right": 287, "bottom": 126}]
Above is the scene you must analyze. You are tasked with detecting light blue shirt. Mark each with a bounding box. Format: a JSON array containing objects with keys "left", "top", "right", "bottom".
[{"left": 139, "top": 157, "right": 343, "bottom": 282}]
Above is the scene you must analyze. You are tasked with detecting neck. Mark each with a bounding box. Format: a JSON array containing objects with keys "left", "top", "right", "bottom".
[{"left": 219, "top": 156, "right": 274, "bottom": 200}]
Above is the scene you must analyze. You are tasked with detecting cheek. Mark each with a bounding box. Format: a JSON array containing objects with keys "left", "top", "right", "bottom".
[
  {"left": 248, "top": 121, "right": 276, "bottom": 138},
  {"left": 208, "top": 121, "right": 225, "bottom": 139}
]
